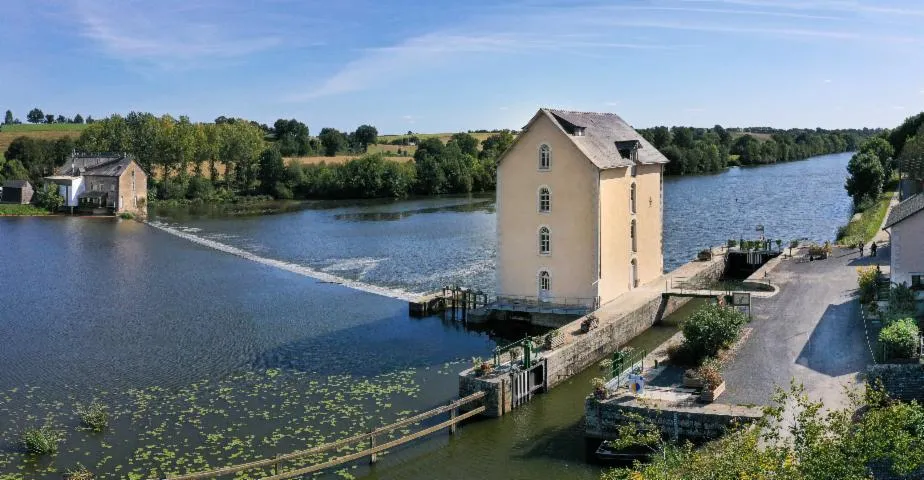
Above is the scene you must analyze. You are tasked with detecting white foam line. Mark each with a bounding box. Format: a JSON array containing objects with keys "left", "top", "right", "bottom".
[{"left": 146, "top": 221, "right": 422, "bottom": 302}]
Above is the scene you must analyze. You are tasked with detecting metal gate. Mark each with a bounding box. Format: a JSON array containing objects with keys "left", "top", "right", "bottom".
[{"left": 512, "top": 370, "right": 532, "bottom": 408}]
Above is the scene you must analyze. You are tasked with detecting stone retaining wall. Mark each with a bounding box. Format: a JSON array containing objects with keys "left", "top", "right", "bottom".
[
  {"left": 585, "top": 395, "right": 763, "bottom": 441},
  {"left": 867, "top": 363, "right": 924, "bottom": 402}
]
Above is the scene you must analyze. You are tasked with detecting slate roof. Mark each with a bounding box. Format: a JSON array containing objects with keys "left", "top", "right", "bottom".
[
  {"left": 2, "top": 180, "right": 31, "bottom": 189},
  {"left": 60, "top": 154, "right": 139, "bottom": 177},
  {"left": 542, "top": 109, "right": 670, "bottom": 169},
  {"left": 884, "top": 193, "right": 924, "bottom": 229}
]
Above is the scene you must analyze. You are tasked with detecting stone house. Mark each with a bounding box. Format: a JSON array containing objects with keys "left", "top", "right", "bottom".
[
  {"left": 884, "top": 193, "right": 924, "bottom": 295},
  {"left": 45, "top": 153, "right": 148, "bottom": 216},
  {"left": 0, "top": 180, "right": 34, "bottom": 204},
  {"left": 495, "top": 108, "right": 668, "bottom": 313}
]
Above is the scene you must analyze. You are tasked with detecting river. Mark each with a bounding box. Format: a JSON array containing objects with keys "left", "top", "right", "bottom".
[{"left": 0, "top": 153, "right": 853, "bottom": 479}]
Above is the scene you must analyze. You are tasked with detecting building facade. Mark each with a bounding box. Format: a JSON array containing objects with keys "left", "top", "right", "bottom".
[
  {"left": 496, "top": 109, "right": 668, "bottom": 310},
  {"left": 0, "top": 180, "right": 34, "bottom": 204},
  {"left": 885, "top": 194, "right": 924, "bottom": 293},
  {"left": 45, "top": 153, "right": 148, "bottom": 216}
]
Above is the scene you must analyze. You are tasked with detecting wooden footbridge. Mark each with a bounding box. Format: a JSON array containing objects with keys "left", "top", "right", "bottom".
[{"left": 151, "top": 391, "right": 485, "bottom": 480}]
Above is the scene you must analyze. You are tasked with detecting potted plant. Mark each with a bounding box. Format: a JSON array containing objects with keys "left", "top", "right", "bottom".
[
  {"left": 544, "top": 329, "right": 563, "bottom": 349},
  {"left": 472, "top": 356, "right": 493, "bottom": 377},
  {"left": 697, "top": 360, "right": 725, "bottom": 403},
  {"left": 581, "top": 315, "right": 599, "bottom": 333},
  {"left": 697, "top": 249, "right": 713, "bottom": 261},
  {"left": 591, "top": 377, "right": 608, "bottom": 400}
]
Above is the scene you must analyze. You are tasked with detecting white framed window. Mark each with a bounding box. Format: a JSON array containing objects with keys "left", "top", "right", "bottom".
[
  {"left": 539, "top": 144, "right": 551, "bottom": 170},
  {"left": 538, "top": 270, "right": 551, "bottom": 295},
  {"left": 538, "top": 186, "right": 551, "bottom": 213},
  {"left": 630, "top": 183, "right": 637, "bottom": 214},
  {"left": 911, "top": 274, "right": 923, "bottom": 291},
  {"left": 630, "top": 219, "right": 637, "bottom": 253},
  {"left": 538, "top": 226, "right": 551, "bottom": 255}
]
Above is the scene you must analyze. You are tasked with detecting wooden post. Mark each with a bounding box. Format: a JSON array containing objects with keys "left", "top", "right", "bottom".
[
  {"left": 369, "top": 430, "right": 377, "bottom": 464},
  {"left": 450, "top": 403, "right": 457, "bottom": 435},
  {"left": 273, "top": 454, "right": 280, "bottom": 475}
]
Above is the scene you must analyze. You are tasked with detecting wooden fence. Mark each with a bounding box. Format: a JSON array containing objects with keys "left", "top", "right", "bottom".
[{"left": 153, "top": 391, "right": 486, "bottom": 480}]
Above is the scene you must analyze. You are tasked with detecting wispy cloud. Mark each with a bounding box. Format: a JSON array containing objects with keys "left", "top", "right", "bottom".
[
  {"left": 71, "top": 0, "right": 284, "bottom": 67},
  {"left": 823, "top": 79, "right": 833, "bottom": 83}
]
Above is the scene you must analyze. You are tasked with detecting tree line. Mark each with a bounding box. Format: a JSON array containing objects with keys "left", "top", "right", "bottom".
[
  {"left": 638, "top": 125, "right": 877, "bottom": 175},
  {"left": 2, "top": 108, "right": 93, "bottom": 125},
  {"left": 845, "top": 112, "right": 924, "bottom": 208}
]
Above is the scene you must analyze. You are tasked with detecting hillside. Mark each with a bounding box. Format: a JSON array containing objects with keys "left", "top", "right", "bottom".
[{"left": 0, "top": 123, "right": 87, "bottom": 155}]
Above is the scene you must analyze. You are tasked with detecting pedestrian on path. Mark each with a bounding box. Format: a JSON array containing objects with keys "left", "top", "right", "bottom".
[
  {"left": 870, "top": 242, "right": 878, "bottom": 257},
  {"left": 858, "top": 243, "right": 864, "bottom": 257}
]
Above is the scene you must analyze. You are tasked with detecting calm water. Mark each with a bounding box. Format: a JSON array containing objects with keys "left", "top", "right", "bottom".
[{"left": 0, "top": 153, "right": 852, "bottom": 479}]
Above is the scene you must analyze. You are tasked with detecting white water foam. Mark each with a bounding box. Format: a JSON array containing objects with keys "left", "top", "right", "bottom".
[{"left": 146, "top": 221, "right": 423, "bottom": 302}]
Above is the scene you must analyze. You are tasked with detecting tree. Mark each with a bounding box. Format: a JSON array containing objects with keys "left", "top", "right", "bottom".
[
  {"left": 479, "top": 131, "right": 514, "bottom": 160},
  {"left": 273, "top": 118, "right": 310, "bottom": 156},
  {"left": 845, "top": 152, "right": 885, "bottom": 206},
  {"left": 45, "top": 114, "right": 54, "bottom": 124},
  {"left": 56, "top": 115, "right": 66, "bottom": 124},
  {"left": 352, "top": 125, "right": 378, "bottom": 152},
  {"left": 448, "top": 132, "right": 479, "bottom": 157},
  {"left": 73, "top": 114, "right": 84, "bottom": 124},
  {"left": 258, "top": 146, "right": 286, "bottom": 195},
  {"left": 27, "top": 108, "right": 44, "bottom": 124},
  {"left": 651, "top": 126, "right": 672, "bottom": 149},
  {"left": 4, "top": 110, "right": 12, "bottom": 125},
  {"left": 858, "top": 136, "right": 895, "bottom": 179},
  {"left": 318, "top": 128, "right": 347, "bottom": 156},
  {"left": 34, "top": 184, "right": 64, "bottom": 211}
]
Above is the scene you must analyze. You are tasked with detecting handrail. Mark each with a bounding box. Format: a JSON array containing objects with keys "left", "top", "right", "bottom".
[{"left": 157, "top": 390, "right": 486, "bottom": 480}]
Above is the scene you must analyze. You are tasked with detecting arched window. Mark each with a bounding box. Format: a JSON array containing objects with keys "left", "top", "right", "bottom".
[
  {"left": 630, "top": 219, "right": 637, "bottom": 253},
  {"left": 539, "top": 226, "right": 551, "bottom": 255},
  {"left": 630, "top": 259, "right": 638, "bottom": 289},
  {"left": 539, "top": 144, "right": 551, "bottom": 170},
  {"left": 538, "top": 270, "right": 551, "bottom": 296},
  {"left": 630, "top": 183, "right": 637, "bottom": 214},
  {"left": 538, "top": 186, "right": 551, "bottom": 213}
]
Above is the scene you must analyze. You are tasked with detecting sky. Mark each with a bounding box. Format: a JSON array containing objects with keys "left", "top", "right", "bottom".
[{"left": 1, "top": 0, "right": 923, "bottom": 133}]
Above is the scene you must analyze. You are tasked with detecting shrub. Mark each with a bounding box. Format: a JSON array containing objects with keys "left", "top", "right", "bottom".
[
  {"left": 63, "top": 464, "right": 94, "bottom": 480},
  {"left": 727, "top": 239, "right": 737, "bottom": 248},
  {"left": 879, "top": 318, "right": 920, "bottom": 360},
  {"left": 117, "top": 212, "right": 134, "bottom": 220},
  {"left": 695, "top": 358, "right": 724, "bottom": 389},
  {"left": 21, "top": 424, "right": 62, "bottom": 455},
  {"left": 34, "top": 184, "right": 64, "bottom": 211},
  {"left": 697, "top": 249, "right": 712, "bottom": 261},
  {"left": 889, "top": 283, "right": 917, "bottom": 314},
  {"left": 76, "top": 401, "right": 109, "bottom": 432},
  {"left": 857, "top": 266, "right": 879, "bottom": 304},
  {"left": 681, "top": 303, "right": 748, "bottom": 361}
]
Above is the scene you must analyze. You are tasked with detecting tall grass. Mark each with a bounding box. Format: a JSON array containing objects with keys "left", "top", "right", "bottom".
[
  {"left": 20, "top": 424, "right": 62, "bottom": 455},
  {"left": 836, "top": 190, "right": 893, "bottom": 246},
  {"left": 0, "top": 204, "right": 51, "bottom": 216},
  {"left": 76, "top": 401, "right": 110, "bottom": 432}
]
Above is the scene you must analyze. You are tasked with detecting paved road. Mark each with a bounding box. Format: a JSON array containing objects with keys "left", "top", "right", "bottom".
[{"left": 721, "top": 247, "right": 883, "bottom": 408}]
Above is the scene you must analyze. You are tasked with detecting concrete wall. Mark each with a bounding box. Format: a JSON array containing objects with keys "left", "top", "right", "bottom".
[
  {"left": 496, "top": 111, "right": 599, "bottom": 301},
  {"left": 890, "top": 212, "right": 924, "bottom": 287},
  {"left": 867, "top": 364, "right": 924, "bottom": 402},
  {"left": 598, "top": 163, "right": 663, "bottom": 304},
  {"left": 459, "top": 373, "right": 509, "bottom": 418},
  {"left": 545, "top": 257, "right": 724, "bottom": 389},
  {"left": 57, "top": 177, "right": 84, "bottom": 207},
  {"left": 585, "top": 395, "right": 763, "bottom": 441}
]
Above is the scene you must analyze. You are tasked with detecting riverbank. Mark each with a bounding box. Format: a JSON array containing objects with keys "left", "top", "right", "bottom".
[
  {"left": 836, "top": 188, "right": 895, "bottom": 245},
  {"left": 0, "top": 204, "right": 52, "bottom": 215}
]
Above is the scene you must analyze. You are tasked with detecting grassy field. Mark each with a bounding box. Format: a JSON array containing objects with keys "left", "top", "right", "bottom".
[
  {"left": 730, "top": 131, "right": 774, "bottom": 141},
  {"left": 0, "top": 123, "right": 87, "bottom": 154},
  {"left": 0, "top": 204, "right": 51, "bottom": 216},
  {"left": 367, "top": 144, "right": 417, "bottom": 155},
  {"left": 836, "top": 190, "right": 894, "bottom": 245},
  {"left": 285, "top": 155, "right": 414, "bottom": 166},
  {"left": 377, "top": 132, "right": 498, "bottom": 144}
]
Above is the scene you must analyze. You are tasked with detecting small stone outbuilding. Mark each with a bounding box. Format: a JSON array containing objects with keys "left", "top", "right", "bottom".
[{"left": 1, "top": 180, "right": 34, "bottom": 204}]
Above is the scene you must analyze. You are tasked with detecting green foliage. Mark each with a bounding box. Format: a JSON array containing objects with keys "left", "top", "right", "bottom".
[
  {"left": 352, "top": 124, "right": 378, "bottom": 152},
  {"left": 879, "top": 317, "right": 920, "bottom": 360},
  {"left": 33, "top": 183, "right": 64, "bottom": 211},
  {"left": 76, "top": 401, "right": 110, "bottom": 432},
  {"left": 837, "top": 190, "right": 893, "bottom": 244},
  {"left": 680, "top": 303, "right": 747, "bottom": 362},
  {"left": 20, "top": 424, "right": 62, "bottom": 455},
  {"left": 845, "top": 151, "right": 885, "bottom": 206},
  {"left": 858, "top": 136, "right": 895, "bottom": 178},
  {"left": 318, "top": 127, "right": 347, "bottom": 156},
  {"left": 695, "top": 357, "right": 723, "bottom": 389},
  {"left": 118, "top": 212, "right": 134, "bottom": 220},
  {"left": 3, "top": 110, "right": 12, "bottom": 125},
  {"left": 889, "top": 282, "right": 917, "bottom": 315},
  {"left": 898, "top": 125, "right": 924, "bottom": 183},
  {"left": 3, "top": 135, "right": 76, "bottom": 185},
  {"left": 26, "top": 108, "right": 44, "bottom": 124},
  {"left": 63, "top": 464, "right": 94, "bottom": 480},
  {"left": 0, "top": 204, "right": 50, "bottom": 215},
  {"left": 857, "top": 266, "right": 879, "bottom": 304},
  {"left": 272, "top": 118, "right": 311, "bottom": 156},
  {"left": 603, "top": 383, "right": 924, "bottom": 480},
  {"left": 888, "top": 111, "right": 924, "bottom": 157}
]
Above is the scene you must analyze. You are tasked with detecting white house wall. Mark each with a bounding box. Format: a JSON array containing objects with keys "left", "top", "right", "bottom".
[{"left": 890, "top": 212, "right": 924, "bottom": 286}]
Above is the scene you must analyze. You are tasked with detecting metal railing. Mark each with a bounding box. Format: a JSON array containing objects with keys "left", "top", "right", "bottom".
[
  {"left": 153, "top": 391, "right": 486, "bottom": 480},
  {"left": 491, "top": 294, "right": 599, "bottom": 313}
]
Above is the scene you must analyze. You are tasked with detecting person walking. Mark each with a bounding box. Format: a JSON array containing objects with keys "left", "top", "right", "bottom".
[
  {"left": 870, "top": 242, "right": 878, "bottom": 257},
  {"left": 858, "top": 242, "right": 864, "bottom": 257}
]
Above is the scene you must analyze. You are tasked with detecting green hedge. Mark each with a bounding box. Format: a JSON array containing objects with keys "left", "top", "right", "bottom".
[{"left": 879, "top": 317, "right": 920, "bottom": 360}]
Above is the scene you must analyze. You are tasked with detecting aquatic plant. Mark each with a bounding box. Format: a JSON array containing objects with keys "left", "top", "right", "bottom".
[
  {"left": 76, "top": 401, "right": 109, "bottom": 432},
  {"left": 20, "top": 424, "right": 62, "bottom": 455},
  {"left": 63, "top": 464, "right": 94, "bottom": 480}
]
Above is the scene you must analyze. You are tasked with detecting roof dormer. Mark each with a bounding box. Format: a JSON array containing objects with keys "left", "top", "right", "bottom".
[{"left": 615, "top": 140, "right": 641, "bottom": 162}]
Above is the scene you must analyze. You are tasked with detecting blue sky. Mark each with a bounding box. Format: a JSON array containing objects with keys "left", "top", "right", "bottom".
[{"left": 2, "top": 0, "right": 923, "bottom": 133}]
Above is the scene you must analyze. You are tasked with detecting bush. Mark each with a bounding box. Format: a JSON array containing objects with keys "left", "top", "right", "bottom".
[
  {"left": 879, "top": 318, "right": 920, "bottom": 360},
  {"left": 697, "top": 249, "right": 712, "bottom": 261},
  {"left": 76, "top": 401, "right": 109, "bottom": 432},
  {"left": 118, "top": 212, "right": 134, "bottom": 220},
  {"left": 34, "top": 183, "right": 64, "bottom": 211},
  {"left": 681, "top": 303, "right": 748, "bottom": 362},
  {"left": 695, "top": 357, "right": 723, "bottom": 389},
  {"left": 889, "top": 283, "right": 917, "bottom": 314},
  {"left": 21, "top": 424, "right": 62, "bottom": 455},
  {"left": 857, "top": 266, "right": 878, "bottom": 304}
]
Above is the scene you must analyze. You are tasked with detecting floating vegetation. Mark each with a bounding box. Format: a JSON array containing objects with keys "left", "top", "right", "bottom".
[
  {"left": 0, "top": 367, "right": 433, "bottom": 479},
  {"left": 76, "top": 402, "right": 110, "bottom": 433},
  {"left": 21, "top": 424, "right": 63, "bottom": 455},
  {"left": 63, "top": 464, "right": 94, "bottom": 480}
]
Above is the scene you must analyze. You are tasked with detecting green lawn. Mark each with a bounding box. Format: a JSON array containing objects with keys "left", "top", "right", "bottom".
[
  {"left": 836, "top": 190, "right": 894, "bottom": 245},
  {"left": 0, "top": 123, "right": 88, "bottom": 133},
  {"left": 0, "top": 204, "right": 51, "bottom": 215}
]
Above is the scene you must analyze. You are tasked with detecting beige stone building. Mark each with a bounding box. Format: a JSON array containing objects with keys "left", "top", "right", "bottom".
[
  {"left": 495, "top": 108, "right": 668, "bottom": 313},
  {"left": 884, "top": 194, "right": 924, "bottom": 305},
  {"left": 46, "top": 153, "right": 148, "bottom": 216}
]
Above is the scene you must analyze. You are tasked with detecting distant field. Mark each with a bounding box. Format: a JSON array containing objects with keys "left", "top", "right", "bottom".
[
  {"left": 730, "top": 131, "right": 774, "bottom": 141},
  {"left": 0, "top": 123, "right": 87, "bottom": 154},
  {"left": 285, "top": 155, "right": 414, "bottom": 166},
  {"left": 368, "top": 144, "right": 417, "bottom": 155},
  {"left": 377, "top": 132, "right": 498, "bottom": 144}
]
